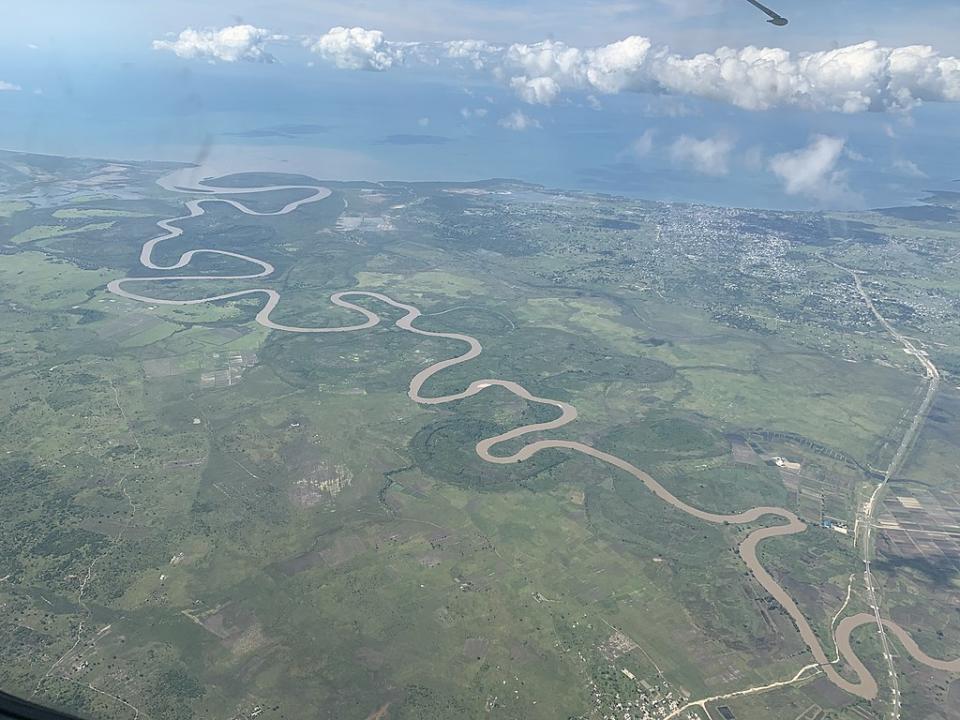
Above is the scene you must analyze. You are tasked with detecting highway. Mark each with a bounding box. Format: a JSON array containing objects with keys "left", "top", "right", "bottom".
[{"left": 829, "top": 260, "right": 942, "bottom": 720}]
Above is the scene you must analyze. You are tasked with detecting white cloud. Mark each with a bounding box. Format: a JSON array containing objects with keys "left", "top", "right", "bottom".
[
  {"left": 501, "top": 39, "right": 960, "bottom": 113},
  {"left": 461, "top": 107, "right": 489, "bottom": 119},
  {"left": 155, "top": 24, "right": 960, "bottom": 116},
  {"left": 892, "top": 158, "right": 927, "bottom": 177},
  {"left": 444, "top": 39, "right": 498, "bottom": 70},
  {"left": 153, "top": 25, "right": 277, "bottom": 63},
  {"left": 509, "top": 75, "right": 561, "bottom": 105},
  {"left": 0, "top": 81, "right": 21, "bottom": 91},
  {"left": 304, "top": 27, "right": 960, "bottom": 114},
  {"left": 670, "top": 134, "right": 734, "bottom": 175},
  {"left": 627, "top": 129, "right": 656, "bottom": 158},
  {"left": 417, "top": 116, "right": 430, "bottom": 127},
  {"left": 498, "top": 110, "right": 541, "bottom": 131},
  {"left": 769, "top": 135, "right": 855, "bottom": 203},
  {"left": 503, "top": 36, "right": 655, "bottom": 96},
  {"left": 307, "top": 26, "right": 405, "bottom": 70}
]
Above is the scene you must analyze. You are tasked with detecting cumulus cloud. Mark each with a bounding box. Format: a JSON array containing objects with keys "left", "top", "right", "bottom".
[
  {"left": 500, "top": 38, "right": 960, "bottom": 112},
  {"left": 769, "top": 135, "right": 856, "bottom": 203},
  {"left": 498, "top": 110, "right": 541, "bottom": 131},
  {"left": 303, "top": 27, "right": 960, "bottom": 114},
  {"left": 153, "top": 25, "right": 277, "bottom": 63},
  {"left": 0, "top": 81, "right": 21, "bottom": 91},
  {"left": 157, "top": 24, "right": 960, "bottom": 115},
  {"left": 510, "top": 75, "right": 561, "bottom": 105},
  {"left": 505, "top": 36, "right": 655, "bottom": 98},
  {"left": 444, "top": 39, "right": 498, "bottom": 70},
  {"left": 670, "top": 134, "right": 734, "bottom": 175},
  {"left": 307, "top": 26, "right": 405, "bottom": 70}
]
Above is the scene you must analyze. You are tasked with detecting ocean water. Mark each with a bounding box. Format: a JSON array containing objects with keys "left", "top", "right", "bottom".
[{"left": 1, "top": 46, "right": 956, "bottom": 210}]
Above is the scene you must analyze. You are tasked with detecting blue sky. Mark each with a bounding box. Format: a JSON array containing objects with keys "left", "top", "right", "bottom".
[{"left": 2, "top": 1, "right": 959, "bottom": 209}]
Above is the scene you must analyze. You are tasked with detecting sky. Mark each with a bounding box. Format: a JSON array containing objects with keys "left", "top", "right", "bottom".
[{"left": 2, "top": 0, "right": 959, "bottom": 210}]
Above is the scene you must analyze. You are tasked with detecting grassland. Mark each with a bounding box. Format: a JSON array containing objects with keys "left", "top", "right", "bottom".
[{"left": 0, "top": 151, "right": 958, "bottom": 720}]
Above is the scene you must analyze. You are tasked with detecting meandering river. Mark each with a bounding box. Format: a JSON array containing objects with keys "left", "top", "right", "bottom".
[{"left": 107, "top": 173, "right": 960, "bottom": 702}]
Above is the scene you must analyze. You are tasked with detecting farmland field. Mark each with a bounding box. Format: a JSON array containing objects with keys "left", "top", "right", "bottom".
[{"left": 1, "top": 150, "right": 959, "bottom": 720}]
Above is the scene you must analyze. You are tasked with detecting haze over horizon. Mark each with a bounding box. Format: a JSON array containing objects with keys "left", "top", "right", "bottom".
[{"left": 2, "top": 0, "right": 960, "bottom": 209}]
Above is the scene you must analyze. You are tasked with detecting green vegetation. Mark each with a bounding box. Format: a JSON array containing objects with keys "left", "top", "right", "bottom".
[
  {"left": 8, "top": 221, "right": 115, "bottom": 245},
  {"left": 52, "top": 208, "right": 156, "bottom": 219},
  {"left": 0, "top": 151, "right": 957, "bottom": 720}
]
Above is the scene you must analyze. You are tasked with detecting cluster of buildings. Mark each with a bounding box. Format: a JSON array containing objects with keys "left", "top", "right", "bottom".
[{"left": 588, "top": 669, "right": 698, "bottom": 720}]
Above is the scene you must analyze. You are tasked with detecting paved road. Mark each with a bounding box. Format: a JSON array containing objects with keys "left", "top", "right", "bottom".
[
  {"left": 107, "top": 173, "right": 960, "bottom": 702},
  {"left": 828, "top": 260, "right": 944, "bottom": 718}
]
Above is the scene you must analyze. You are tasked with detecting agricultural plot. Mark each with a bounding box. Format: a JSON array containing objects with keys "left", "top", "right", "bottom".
[{"left": 0, "top": 150, "right": 958, "bottom": 720}]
